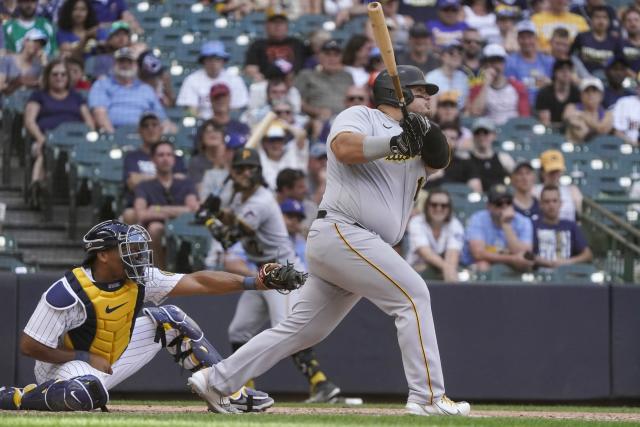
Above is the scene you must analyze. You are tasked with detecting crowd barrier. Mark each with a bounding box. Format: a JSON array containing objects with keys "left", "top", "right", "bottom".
[{"left": 1, "top": 273, "right": 638, "bottom": 401}]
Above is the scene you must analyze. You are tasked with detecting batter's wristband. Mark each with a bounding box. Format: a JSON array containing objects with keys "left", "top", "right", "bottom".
[
  {"left": 363, "top": 135, "right": 392, "bottom": 161},
  {"left": 243, "top": 276, "right": 257, "bottom": 290},
  {"left": 74, "top": 350, "right": 90, "bottom": 363}
]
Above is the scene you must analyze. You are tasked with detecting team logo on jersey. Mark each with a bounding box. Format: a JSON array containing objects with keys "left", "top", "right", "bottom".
[
  {"left": 384, "top": 153, "right": 418, "bottom": 162},
  {"left": 105, "top": 302, "right": 127, "bottom": 314}
]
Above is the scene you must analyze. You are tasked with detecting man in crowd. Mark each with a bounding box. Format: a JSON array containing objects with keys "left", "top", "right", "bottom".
[
  {"left": 533, "top": 185, "right": 593, "bottom": 268},
  {"left": 426, "top": 41, "right": 468, "bottom": 109},
  {"left": 3, "top": 0, "right": 56, "bottom": 55},
  {"left": 177, "top": 41, "right": 248, "bottom": 120},
  {"left": 621, "top": 7, "right": 640, "bottom": 72},
  {"left": 603, "top": 57, "right": 634, "bottom": 109},
  {"left": 511, "top": 160, "right": 541, "bottom": 221},
  {"left": 133, "top": 141, "right": 199, "bottom": 268},
  {"left": 535, "top": 59, "right": 580, "bottom": 128},
  {"left": 570, "top": 5, "right": 622, "bottom": 75},
  {"left": 505, "top": 20, "right": 553, "bottom": 106},
  {"left": 548, "top": 27, "right": 591, "bottom": 79},
  {"left": 612, "top": 77, "right": 640, "bottom": 145},
  {"left": 461, "top": 28, "right": 483, "bottom": 86},
  {"left": 468, "top": 117, "right": 515, "bottom": 191},
  {"left": 276, "top": 168, "right": 317, "bottom": 234},
  {"left": 295, "top": 40, "right": 353, "bottom": 121},
  {"left": 427, "top": 0, "right": 469, "bottom": 49},
  {"left": 462, "top": 184, "right": 534, "bottom": 271},
  {"left": 122, "top": 113, "right": 187, "bottom": 224},
  {"left": 395, "top": 23, "right": 441, "bottom": 74},
  {"left": 88, "top": 47, "right": 171, "bottom": 133},
  {"left": 468, "top": 43, "right": 529, "bottom": 125},
  {"left": 209, "top": 83, "right": 250, "bottom": 139},
  {"left": 244, "top": 7, "right": 308, "bottom": 81},
  {"left": 531, "top": 0, "right": 588, "bottom": 52}
]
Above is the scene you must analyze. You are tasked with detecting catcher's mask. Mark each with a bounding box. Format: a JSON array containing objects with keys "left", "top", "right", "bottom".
[{"left": 83, "top": 220, "right": 154, "bottom": 286}]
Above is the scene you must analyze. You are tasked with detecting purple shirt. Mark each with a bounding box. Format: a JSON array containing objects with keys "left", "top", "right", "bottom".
[
  {"left": 426, "top": 20, "right": 469, "bottom": 48},
  {"left": 28, "top": 90, "right": 86, "bottom": 132},
  {"left": 134, "top": 177, "right": 197, "bottom": 208},
  {"left": 91, "top": 0, "right": 127, "bottom": 24},
  {"left": 571, "top": 31, "right": 622, "bottom": 74},
  {"left": 533, "top": 219, "right": 588, "bottom": 260}
]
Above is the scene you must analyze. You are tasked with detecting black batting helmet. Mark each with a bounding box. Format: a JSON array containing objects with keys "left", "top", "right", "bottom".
[
  {"left": 372, "top": 65, "right": 439, "bottom": 107},
  {"left": 230, "top": 147, "right": 265, "bottom": 188}
]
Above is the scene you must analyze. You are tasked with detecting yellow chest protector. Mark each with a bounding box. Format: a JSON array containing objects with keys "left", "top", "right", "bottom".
[{"left": 63, "top": 267, "right": 145, "bottom": 364}]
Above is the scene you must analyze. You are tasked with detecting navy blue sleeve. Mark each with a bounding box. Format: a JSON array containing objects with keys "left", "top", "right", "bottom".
[
  {"left": 571, "top": 222, "right": 588, "bottom": 256},
  {"left": 174, "top": 155, "right": 187, "bottom": 174},
  {"left": 532, "top": 221, "right": 540, "bottom": 255}
]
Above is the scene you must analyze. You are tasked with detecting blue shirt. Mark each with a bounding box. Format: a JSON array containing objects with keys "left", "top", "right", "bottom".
[
  {"left": 28, "top": 89, "right": 86, "bottom": 132},
  {"left": 426, "top": 20, "right": 469, "bottom": 49},
  {"left": 461, "top": 209, "right": 533, "bottom": 265},
  {"left": 425, "top": 68, "right": 469, "bottom": 109},
  {"left": 88, "top": 76, "right": 167, "bottom": 127},
  {"left": 505, "top": 52, "right": 554, "bottom": 106},
  {"left": 533, "top": 219, "right": 587, "bottom": 260},
  {"left": 91, "top": 0, "right": 127, "bottom": 24}
]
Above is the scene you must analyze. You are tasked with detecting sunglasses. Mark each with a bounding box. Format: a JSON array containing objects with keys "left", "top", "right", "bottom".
[
  {"left": 492, "top": 199, "right": 512, "bottom": 208},
  {"left": 347, "top": 95, "right": 366, "bottom": 102},
  {"left": 429, "top": 202, "right": 450, "bottom": 209}
]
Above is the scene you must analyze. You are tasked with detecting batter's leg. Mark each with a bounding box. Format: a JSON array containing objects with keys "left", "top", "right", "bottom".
[
  {"left": 307, "top": 220, "right": 445, "bottom": 406},
  {"left": 203, "top": 276, "right": 360, "bottom": 396}
]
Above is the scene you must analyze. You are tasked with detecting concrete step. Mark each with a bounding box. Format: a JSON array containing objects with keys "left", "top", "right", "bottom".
[{"left": 22, "top": 247, "right": 85, "bottom": 271}]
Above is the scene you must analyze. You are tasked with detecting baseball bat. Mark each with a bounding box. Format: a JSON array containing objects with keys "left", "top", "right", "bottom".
[
  {"left": 245, "top": 111, "right": 277, "bottom": 149},
  {"left": 367, "top": 2, "right": 408, "bottom": 116}
]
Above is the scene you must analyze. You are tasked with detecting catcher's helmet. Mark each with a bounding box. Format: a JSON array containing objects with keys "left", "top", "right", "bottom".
[
  {"left": 83, "top": 220, "right": 154, "bottom": 286},
  {"left": 372, "top": 65, "right": 439, "bottom": 107}
]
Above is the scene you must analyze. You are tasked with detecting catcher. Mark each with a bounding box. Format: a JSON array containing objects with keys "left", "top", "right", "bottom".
[
  {"left": 0, "top": 220, "right": 305, "bottom": 413},
  {"left": 199, "top": 147, "right": 341, "bottom": 404}
]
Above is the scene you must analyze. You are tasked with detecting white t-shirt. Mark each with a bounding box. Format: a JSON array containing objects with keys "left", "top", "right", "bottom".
[
  {"left": 344, "top": 65, "right": 370, "bottom": 87},
  {"left": 176, "top": 69, "right": 249, "bottom": 119},
  {"left": 463, "top": 6, "right": 499, "bottom": 42},
  {"left": 485, "top": 83, "right": 520, "bottom": 125},
  {"left": 258, "top": 141, "right": 309, "bottom": 191},
  {"left": 406, "top": 215, "right": 465, "bottom": 268},
  {"left": 612, "top": 95, "right": 640, "bottom": 143},
  {"left": 23, "top": 267, "right": 182, "bottom": 349}
]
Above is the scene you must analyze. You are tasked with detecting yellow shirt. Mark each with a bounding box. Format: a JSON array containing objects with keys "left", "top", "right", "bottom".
[{"left": 531, "top": 11, "right": 589, "bottom": 52}]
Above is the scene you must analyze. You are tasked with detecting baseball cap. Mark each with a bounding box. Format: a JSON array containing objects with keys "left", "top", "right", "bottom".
[
  {"left": 231, "top": 147, "right": 261, "bottom": 167},
  {"left": 210, "top": 83, "right": 230, "bottom": 98},
  {"left": 139, "top": 112, "right": 159, "bottom": 126},
  {"left": 280, "top": 198, "right": 306, "bottom": 218},
  {"left": 370, "top": 47, "right": 382, "bottom": 58},
  {"left": 114, "top": 47, "right": 136, "bottom": 61},
  {"left": 515, "top": 20, "right": 537, "bottom": 34},
  {"left": 321, "top": 40, "right": 342, "bottom": 52},
  {"left": 438, "top": 90, "right": 459, "bottom": 105},
  {"left": 471, "top": 117, "right": 496, "bottom": 133},
  {"left": 495, "top": 5, "right": 520, "bottom": 19},
  {"left": 138, "top": 51, "right": 164, "bottom": 77},
  {"left": 266, "top": 6, "right": 288, "bottom": 21},
  {"left": 409, "top": 23, "right": 431, "bottom": 38},
  {"left": 199, "top": 40, "right": 230, "bottom": 62},
  {"left": 108, "top": 21, "right": 131, "bottom": 38},
  {"left": 309, "top": 143, "right": 327, "bottom": 158},
  {"left": 540, "top": 149, "right": 566, "bottom": 172},
  {"left": 513, "top": 159, "right": 534, "bottom": 172},
  {"left": 579, "top": 76, "right": 604, "bottom": 92},
  {"left": 482, "top": 43, "right": 507, "bottom": 60},
  {"left": 264, "top": 123, "right": 287, "bottom": 140},
  {"left": 24, "top": 28, "right": 48, "bottom": 45},
  {"left": 224, "top": 132, "right": 247, "bottom": 149},
  {"left": 487, "top": 184, "right": 513, "bottom": 204},
  {"left": 437, "top": 0, "right": 461, "bottom": 9}
]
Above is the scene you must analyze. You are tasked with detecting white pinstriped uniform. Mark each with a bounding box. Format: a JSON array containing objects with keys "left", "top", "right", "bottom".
[{"left": 23, "top": 267, "right": 183, "bottom": 389}]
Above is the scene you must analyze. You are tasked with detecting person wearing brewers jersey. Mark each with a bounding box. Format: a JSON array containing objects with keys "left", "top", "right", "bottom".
[
  {"left": 188, "top": 65, "right": 472, "bottom": 416},
  {"left": 0, "top": 220, "right": 279, "bottom": 413},
  {"left": 213, "top": 147, "right": 341, "bottom": 403}
]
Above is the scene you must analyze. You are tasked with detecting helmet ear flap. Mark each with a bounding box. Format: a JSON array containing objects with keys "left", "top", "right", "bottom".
[{"left": 402, "top": 88, "right": 414, "bottom": 107}]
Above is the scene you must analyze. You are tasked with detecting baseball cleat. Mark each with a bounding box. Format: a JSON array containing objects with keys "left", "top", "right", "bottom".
[
  {"left": 229, "top": 386, "right": 274, "bottom": 412},
  {"left": 187, "top": 368, "right": 238, "bottom": 414},
  {"left": 405, "top": 395, "right": 471, "bottom": 416},
  {"left": 305, "top": 380, "right": 341, "bottom": 403}
]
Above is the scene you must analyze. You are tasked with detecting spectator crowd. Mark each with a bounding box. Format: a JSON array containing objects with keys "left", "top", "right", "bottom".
[{"left": 4, "top": 0, "right": 623, "bottom": 280}]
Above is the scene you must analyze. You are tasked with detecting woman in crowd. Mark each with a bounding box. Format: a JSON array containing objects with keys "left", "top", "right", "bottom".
[
  {"left": 23, "top": 58, "right": 94, "bottom": 207},
  {"left": 562, "top": 77, "right": 612, "bottom": 143},
  {"left": 188, "top": 120, "right": 228, "bottom": 188},
  {"left": 56, "top": 0, "right": 101, "bottom": 58},
  {"left": 407, "top": 189, "right": 464, "bottom": 282},
  {"left": 0, "top": 29, "right": 47, "bottom": 96},
  {"left": 342, "top": 34, "right": 372, "bottom": 87}
]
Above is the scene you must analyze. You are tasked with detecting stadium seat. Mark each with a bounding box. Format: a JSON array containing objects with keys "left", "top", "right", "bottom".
[
  {"left": 549, "top": 264, "right": 598, "bottom": 283},
  {"left": 165, "top": 213, "right": 212, "bottom": 271},
  {"left": 46, "top": 122, "right": 92, "bottom": 151}
]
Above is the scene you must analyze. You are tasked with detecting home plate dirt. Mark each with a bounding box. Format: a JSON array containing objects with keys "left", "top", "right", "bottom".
[{"left": 110, "top": 405, "right": 640, "bottom": 422}]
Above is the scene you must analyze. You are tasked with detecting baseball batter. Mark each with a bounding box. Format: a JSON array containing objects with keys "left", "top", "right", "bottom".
[
  {"left": 208, "top": 148, "right": 340, "bottom": 402},
  {"left": 0, "top": 220, "right": 304, "bottom": 413},
  {"left": 189, "top": 65, "right": 471, "bottom": 416}
]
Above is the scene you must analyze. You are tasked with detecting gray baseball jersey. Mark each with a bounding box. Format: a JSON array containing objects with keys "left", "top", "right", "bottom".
[
  {"left": 208, "top": 104, "right": 448, "bottom": 408},
  {"left": 320, "top": 105, "right": 427, "bottom": 245},
  {"left": 227, "top": 186, "right": 296, "bottom": 264}
]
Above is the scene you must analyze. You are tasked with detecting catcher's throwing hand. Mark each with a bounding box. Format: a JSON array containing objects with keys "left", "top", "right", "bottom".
[{"left": 257, "top": 262, "right": 308, "bottom": 294}]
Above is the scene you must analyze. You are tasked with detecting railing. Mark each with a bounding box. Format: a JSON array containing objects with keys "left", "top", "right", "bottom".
[{"left": 581, "top": 197, "right": 640, "bottom": 283}]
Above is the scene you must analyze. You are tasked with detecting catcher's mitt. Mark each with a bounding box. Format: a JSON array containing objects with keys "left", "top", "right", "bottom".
[
  {"left": 258, "top": 261, "right": 308, "bottom": 294},
  {"left": 420, "top": 122, "right": 451, "bottom": 170}
]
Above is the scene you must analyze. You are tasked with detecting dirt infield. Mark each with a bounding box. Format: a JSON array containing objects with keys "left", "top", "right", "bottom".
[{"left": 110, "top": 404, "right": 640, "bottom": 422}]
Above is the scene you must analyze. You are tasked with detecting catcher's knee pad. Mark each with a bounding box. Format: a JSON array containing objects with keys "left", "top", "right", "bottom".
[
  {"left": 292, "top": 348, "right": 323, "bottom": 379},
  {"left": 20, "top": 375, "right": 108, "bottom": 411},
  {"left": 144, "top": 305, "right": 223, "bottom": 372}
]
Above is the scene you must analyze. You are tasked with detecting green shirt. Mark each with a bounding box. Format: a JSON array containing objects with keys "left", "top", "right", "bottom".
[{"left": 3, "top": 17, "right": 57, "bottom": 56}]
